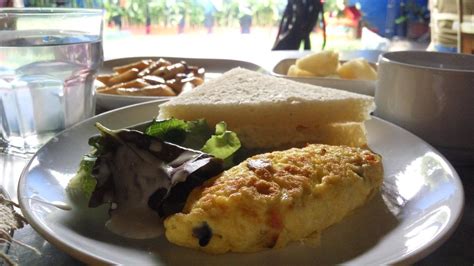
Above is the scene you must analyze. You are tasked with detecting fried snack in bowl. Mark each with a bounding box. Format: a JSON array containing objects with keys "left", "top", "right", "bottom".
[
  {"left": 108, "top": 68, "right": 140, "bottom": 85},
  {"left": 116, "top": 85, "right": 176, "bottom": 97},
  {"left": 113, "top": 59, "right": 153, "bottom": 74},
  {"left": 96, "top": 58, "right": 205, "bottom": 97},
  {"left": 138, "top": 58, "right": 171, "bottom": 77}
]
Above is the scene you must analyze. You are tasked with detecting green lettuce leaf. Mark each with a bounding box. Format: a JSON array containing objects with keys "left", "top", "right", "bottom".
[
  {"left": 68, "top": 118, "right": 242, "bottom": 200},
  {"left": 66, "top": 153, "right": 97, "bottom": 199},
  {"left": 201, "top": 122, "right": 241, "bottom": 160}
]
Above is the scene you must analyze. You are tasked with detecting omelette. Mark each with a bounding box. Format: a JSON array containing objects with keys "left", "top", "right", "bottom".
[{"left": 164, "top": 144, "right": 383, "bottom": 253}]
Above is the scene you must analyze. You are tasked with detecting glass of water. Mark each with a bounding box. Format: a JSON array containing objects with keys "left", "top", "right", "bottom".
[{"left": 0, "top": 8, "right": 103, "bottom": 156}]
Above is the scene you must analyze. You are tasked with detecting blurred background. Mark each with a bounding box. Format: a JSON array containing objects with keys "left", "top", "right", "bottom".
[{"left": 2, "top": 0, "right": 473, "bottom": 58}]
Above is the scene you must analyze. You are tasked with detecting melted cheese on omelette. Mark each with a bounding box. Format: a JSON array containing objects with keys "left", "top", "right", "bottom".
[{"left": 164, "top": 144, "right": 383, "bottom": 253}]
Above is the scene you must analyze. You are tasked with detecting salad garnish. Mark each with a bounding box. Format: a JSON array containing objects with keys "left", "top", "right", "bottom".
[{"left": 67, "top": 118, "right": 241, "bottom": 221}]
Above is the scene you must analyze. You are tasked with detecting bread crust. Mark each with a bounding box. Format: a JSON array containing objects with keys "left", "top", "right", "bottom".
[{"left": 158, "top": 68, "right": 375, "bottom": 128}]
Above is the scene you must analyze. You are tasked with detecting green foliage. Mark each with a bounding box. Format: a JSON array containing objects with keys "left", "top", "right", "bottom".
[
  {"left": 323, "top": 0, "right": 339, "bottom": 13},
  {"left": 124, "top": 0, "right": 148, "bottom": 24},
  {"left": 26, "top": 0, "right": 102, "bottom": 8},
  {"left": 248, "top": 0, "right": 283, "bottom": 26},
  {"left": 186, "top": 1, "right": 205, "bottom": 27},
  {"left": 395, "top": 0, "right": 430, "bottom": 24},
  {"left": 102, "top": 0, "right": 286, "bottom": 28},
  {"left": 214, "top": 0, "right": 239, "bottom": 27}
]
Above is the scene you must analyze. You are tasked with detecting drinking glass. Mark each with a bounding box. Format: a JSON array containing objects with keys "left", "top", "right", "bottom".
[{"left": 0, "top": 8, "right": 103, "bottom": 156}]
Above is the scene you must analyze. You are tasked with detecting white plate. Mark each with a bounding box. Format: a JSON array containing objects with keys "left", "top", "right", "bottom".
[
  {"left": 18, "top": 100, "right": 464, "bottom": 265},
  {"left": 96, "top": 57, "right": 265, "bottom": 110},
  {"left": 272, "top": 58, "right": 376, "bottom": 96}
]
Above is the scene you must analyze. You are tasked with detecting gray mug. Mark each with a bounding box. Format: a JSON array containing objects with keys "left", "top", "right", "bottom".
[{"left": 374, "top": 51, "right": 474, "bottom": 163}]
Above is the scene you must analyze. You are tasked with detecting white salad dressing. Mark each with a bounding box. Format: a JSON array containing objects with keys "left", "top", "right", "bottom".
[
  {"left": 85, "top": 127, "right": 222, "bottom": 239},
  {"left": 105, "top": 207, "right": 164, "bottom": 239},
  {"left": 105, "top": 145, "right": 171, "bottom": 239}
]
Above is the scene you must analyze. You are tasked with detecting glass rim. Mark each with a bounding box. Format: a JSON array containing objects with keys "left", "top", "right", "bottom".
[{"left": 0, "top": 7, "right": 103, "bottom": 16}]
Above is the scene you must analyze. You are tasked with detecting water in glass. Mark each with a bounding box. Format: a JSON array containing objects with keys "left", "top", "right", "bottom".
[{"left": 0, "top": 30, "right": 102, "bottom": 154}]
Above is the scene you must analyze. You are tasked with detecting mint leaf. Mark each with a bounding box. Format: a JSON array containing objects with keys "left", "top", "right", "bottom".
[
  {"left": 181, "top": 119, "right": 213, "bottom": 150},
  {"left": 145, "top": 119, "right": 241, "bottom": 160},
  {"left": 145, "top": 118, "right": 188, "bottom": 144},
  {"left": 145, "top": 118, "right": 214, "bottom": 150},
  {"left": 201, "top": 122, "right": 241, "bottom": 160}
]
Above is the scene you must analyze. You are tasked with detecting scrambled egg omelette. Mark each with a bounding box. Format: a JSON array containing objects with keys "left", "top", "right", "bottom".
[{"left": 164, "top": 144, "right": 383, "bottom": 253}]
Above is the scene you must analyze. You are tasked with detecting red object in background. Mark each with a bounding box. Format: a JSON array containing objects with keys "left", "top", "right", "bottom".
[
  {"left": 0, "top": 0, "right": 13, "bottom": 7},
  {"left": 344, "top": 5, "right": 363, "bottom": 38},
  {"left": 344, "top": 6, "right": 362, "bottom": 21}
]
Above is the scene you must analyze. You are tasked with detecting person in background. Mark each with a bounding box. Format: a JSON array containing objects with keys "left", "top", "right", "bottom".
[
  {"left": 1, "top": 0, "right": 22, "bottom": 7},
  {"left": 145, "top": 4, "right": 151, "bottom": 34},
  {"left": 272, "top": 0, "right": 325, "bottom": 50},
  {"left": 112, "top": 14, "right": 122, "bottom": 30},
  {"left": 177, "top": 0, "right": 186, "bottom": 34},
  {"left": 0, "top": 0, "right": 13, "bottom": 7},
  {"left": 239, "top": 3, "right": 252, "bottom": 34},
  {"left": 178, "top": 12, "right": 186, "bottom": 34},
  {"left": 0, "top": 0, "right": 13, "bottom": 6},
  {"left": 110, "top": 0, "right": 123, "bottom": 30},
  {"left": 203, "top": 0, "right": 216, "bottom": 34}
]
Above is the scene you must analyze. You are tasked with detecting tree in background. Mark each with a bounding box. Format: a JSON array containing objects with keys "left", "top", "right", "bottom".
[{"left": 100, "top": 0, "right": 288, "bottom": 33}]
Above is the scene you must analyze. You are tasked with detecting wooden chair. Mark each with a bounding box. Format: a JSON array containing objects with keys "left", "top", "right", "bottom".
[{"left": 458, "top": 0, "right": 474, "bottom": 54}]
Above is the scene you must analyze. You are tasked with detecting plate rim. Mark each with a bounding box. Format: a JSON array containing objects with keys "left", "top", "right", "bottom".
[{"left": 17, "top": 100, "right": 465, "bottom": 265}]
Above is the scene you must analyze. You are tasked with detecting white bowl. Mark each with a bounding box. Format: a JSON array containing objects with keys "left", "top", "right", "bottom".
[
  {"left": 374, "top": 51, "right": 474, "bottom": 164},
  {"left": 272, "top": 58, "right": 376, "bottom": 96}
]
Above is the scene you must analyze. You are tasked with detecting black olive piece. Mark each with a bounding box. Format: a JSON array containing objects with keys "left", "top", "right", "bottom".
[
  {"left": 148, "top": 187, "right": 168, "bottom": 213},
  {"left": 192, "top": 222, "right": 213, "bottom": 247}
]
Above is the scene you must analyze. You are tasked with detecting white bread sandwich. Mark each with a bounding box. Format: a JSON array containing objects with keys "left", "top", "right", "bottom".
[{"left": 157, "top": 68, "right": 375, "bottom": 148}]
